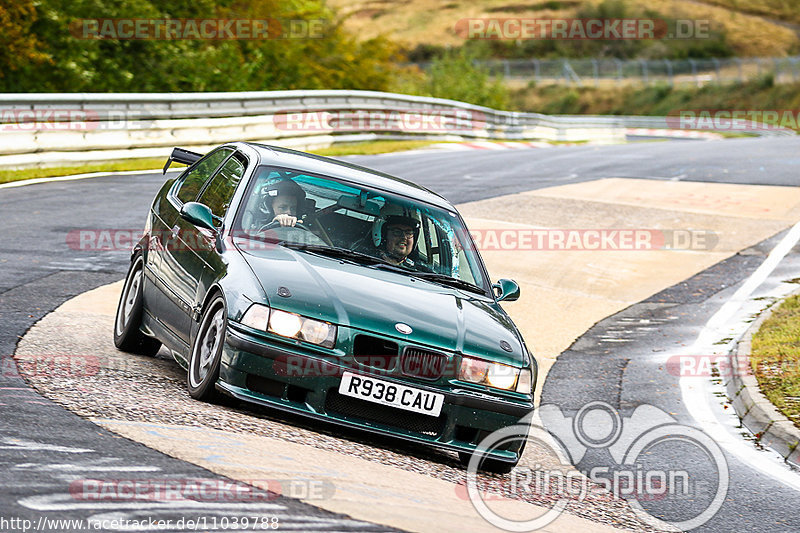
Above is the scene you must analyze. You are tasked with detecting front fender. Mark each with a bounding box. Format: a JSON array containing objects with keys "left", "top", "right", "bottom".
[{"left": 194, "top": 245, "right": 268, "bottom": 335}]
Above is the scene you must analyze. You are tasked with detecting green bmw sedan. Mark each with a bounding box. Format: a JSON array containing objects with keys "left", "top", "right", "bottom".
[{"left": 114, "top": 142, "right": 536, "bottom": 473}]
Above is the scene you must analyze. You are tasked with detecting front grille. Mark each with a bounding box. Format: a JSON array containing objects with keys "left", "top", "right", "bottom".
[
  {"left": 324, "top": 388, "right": 446, "bottom": 437},
  {"left": 400, "top": 347, "right": 448, "bottom": 380}
]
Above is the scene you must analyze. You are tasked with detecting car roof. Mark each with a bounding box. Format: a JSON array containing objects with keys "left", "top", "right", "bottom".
[{"left": 229, "top": 142, "right": 456, "bottom": 211}]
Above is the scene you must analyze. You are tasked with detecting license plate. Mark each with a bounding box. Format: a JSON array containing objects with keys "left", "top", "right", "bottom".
[{"left": 338, "top": 372, "right": 444, "bottom": 417}]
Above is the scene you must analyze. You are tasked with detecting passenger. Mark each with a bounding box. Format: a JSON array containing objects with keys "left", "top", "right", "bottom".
[{"left": 372, "top": 206, "right": 423, "bottom": 268}]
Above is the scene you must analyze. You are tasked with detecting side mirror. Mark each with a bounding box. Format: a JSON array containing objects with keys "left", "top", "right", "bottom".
[
  {"left": 180, "top": 202, "right": 216, "bottom": 232},
  {"left": 493, "top": 279, "right": 520, "bottom": 302}
]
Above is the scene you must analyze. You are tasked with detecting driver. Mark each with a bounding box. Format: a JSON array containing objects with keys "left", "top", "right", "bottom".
[{"left": 264, "top": 179, "right": 305, "bottom": 227}]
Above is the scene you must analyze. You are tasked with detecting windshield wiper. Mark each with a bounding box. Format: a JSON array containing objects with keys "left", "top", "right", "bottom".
[
  {"left": 281, "top": 243, "right": 485, "bottom": 294},
  {"left": 411, "top": 272, "right": 486, "bottom": 294},
  {"left": 280, "top": 243, "right": 383, "bottom": 265}
]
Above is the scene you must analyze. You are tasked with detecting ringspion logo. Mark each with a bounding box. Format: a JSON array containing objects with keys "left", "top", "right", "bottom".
[{"left": 463, "top": 401, "right": 728, "bottom": 531}]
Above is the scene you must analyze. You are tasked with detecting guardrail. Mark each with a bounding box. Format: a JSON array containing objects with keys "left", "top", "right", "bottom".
[{"left": 0, "top": 90, "right": 793, "bottom": 169}]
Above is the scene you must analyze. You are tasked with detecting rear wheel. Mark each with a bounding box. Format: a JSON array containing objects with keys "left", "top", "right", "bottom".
[
  {"left": 187, "top": 294, "right": 226, "bottom": 402},
  {"left": 114, "top": 255, "right": 161, "bottom": 356}
]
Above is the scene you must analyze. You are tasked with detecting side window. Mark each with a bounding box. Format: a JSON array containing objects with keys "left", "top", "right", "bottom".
[
  {"left": 175, "top": 148, "right": 234, "bottom": 204},
  {"left": 198, "top": 154, "right": 246, "bottom": 222}
]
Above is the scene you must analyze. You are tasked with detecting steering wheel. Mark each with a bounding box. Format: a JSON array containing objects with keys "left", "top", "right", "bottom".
[{"left": 256, "top": 219, "right": 314, "bottom": 234}]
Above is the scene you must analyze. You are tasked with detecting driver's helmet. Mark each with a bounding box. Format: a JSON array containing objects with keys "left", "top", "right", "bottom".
[
  {"left": 372, "top": 203, "right": 421, "bottom": 250},
  {"left": 257, "top": 179, "right": 307, "bottom": 221}
]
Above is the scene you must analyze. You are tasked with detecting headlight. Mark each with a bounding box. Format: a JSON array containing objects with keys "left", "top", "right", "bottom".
[
  {"left": 459, "top": 357, "right": 488, "bottom": 383},
  {"left": 268, "top": 309, "right": 336, "bottom": 349},
  {"left": 300, "top": 319, "right": 334, "bottom": 345},
  {"left": 516, "top": 368, "right": 533, "bottom": 394},
  {"left": 458, "top": 356, "right": 521, "bottom": 391},
  {"left": 486, "top": 362, "right": 518, "bottom": 390},
  {"left": 240, "top": 305, "right": 337, "bottom": 348},
  {"left": 241, "top": 304, "right": 270, "bottom": 330},
  {"left": 269, "top": 309, "right": 303, "bottom": 338}
]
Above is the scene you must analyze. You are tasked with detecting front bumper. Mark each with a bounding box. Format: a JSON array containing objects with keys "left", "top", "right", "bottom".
[{"left": 220, "top": 328, "right": 535, "bottom": 463}]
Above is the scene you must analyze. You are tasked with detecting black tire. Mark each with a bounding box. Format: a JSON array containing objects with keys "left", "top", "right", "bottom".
[
  {"left": 187, "top": 294, "right": 226, "bottom": 402},
  {"left": 114, "top": 254, "right": 161, "bottom": 356}
]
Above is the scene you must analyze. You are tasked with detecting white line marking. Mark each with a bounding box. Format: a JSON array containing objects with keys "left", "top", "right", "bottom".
[
  {"left": 0, "top": 438, "right": 93, "bottom": 453},
  {"left": 0, "top": 168, "right": 179, "bottom": 190},
  {"left": 14, "top": 463, "right": 161, "bottom": 472},
  {"left": 18, "top": 493, "right": 285, "bottom": 511},
  {"left": 681, "top": 220, "right": 800, "bottom": 490}
]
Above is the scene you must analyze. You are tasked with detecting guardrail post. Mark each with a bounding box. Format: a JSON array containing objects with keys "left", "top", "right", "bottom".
[
  {"left": 615, "top": 58, "right": 623, "bottom": 86},
  {"left": 591, "top": 59, "right": 599, "bottom": 87},
  {"left": 640, "top": 60, "right": 649, "bottom": 85},
  {"left": 562, "top": 59, "right": 582, "bottom": 86},
  {"left": 503, "top": 59, "right": 510, "bottom": 78},
  {"left": 735, "top": 58, "right": 743, "bottom": 83},
  {"left": 533, "top": 59, "right": 540, "bottom": 84},
  {"left": 664, "top": 59, "right": 673, "bottom": 86},
  {"left": 712, "top": 58, "right": 721, "bottom": 83},
  {"left": 689, "top": 59, "right": 698, "bottom": 86}
]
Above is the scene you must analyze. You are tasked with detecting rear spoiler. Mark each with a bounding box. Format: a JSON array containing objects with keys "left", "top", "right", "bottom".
[{"left": 163, "top": 147, "right": 203, "bottom": 174}]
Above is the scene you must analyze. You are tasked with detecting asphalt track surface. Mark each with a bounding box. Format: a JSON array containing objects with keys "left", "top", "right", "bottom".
[{"left": 2, "top": 136, "right": 800, "bottom": 531}]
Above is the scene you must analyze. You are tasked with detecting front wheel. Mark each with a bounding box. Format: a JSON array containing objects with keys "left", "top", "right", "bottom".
[
  {"left": 188, "top": 294, "right": 226, "bottom": 402},
  {"left": 114, "top": 255, "right": 161, "bottom": 356}
]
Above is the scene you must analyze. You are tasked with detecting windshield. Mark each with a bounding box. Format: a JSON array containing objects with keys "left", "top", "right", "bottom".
[{"left": 233, "top": 166, "right": 489, "bottom": 292}]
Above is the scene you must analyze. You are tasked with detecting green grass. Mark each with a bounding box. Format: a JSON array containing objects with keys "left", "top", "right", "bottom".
[
  {"left": 701, "top": 0, "right": 800, "bottom": 25},
  {"left": 0, "top": 141, "right": 439, "bottom": 186},
  {"left": 310, "top": 140, "right": 437, "bottom": 156},
  {"left": 510, "top": 77, "right": 800, "bottom": 132},
  {"left": 750, "top": 294, "right": 800, "bottom": 429}
]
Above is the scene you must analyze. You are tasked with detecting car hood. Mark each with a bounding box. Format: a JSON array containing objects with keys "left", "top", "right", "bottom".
[{"left": 238, "top": 245, "right": 526, "bottom": 365}]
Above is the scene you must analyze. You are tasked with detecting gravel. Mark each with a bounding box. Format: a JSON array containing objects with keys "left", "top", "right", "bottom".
[{"left": 14, "top": 306, "right": 666, "bottom": 532}]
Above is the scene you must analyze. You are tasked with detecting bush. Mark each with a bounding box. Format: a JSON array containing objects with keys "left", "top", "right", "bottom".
[
  {"left": 422, "top": 49, "right": 510, "bottom": 109},
  {"left": 1, "top": 0, "right": 408, "bottom": 93}
]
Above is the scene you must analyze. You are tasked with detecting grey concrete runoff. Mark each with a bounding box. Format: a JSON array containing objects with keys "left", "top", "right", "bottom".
[{"left": 727, "top": 291, "right": 800, "bottom": 466}]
